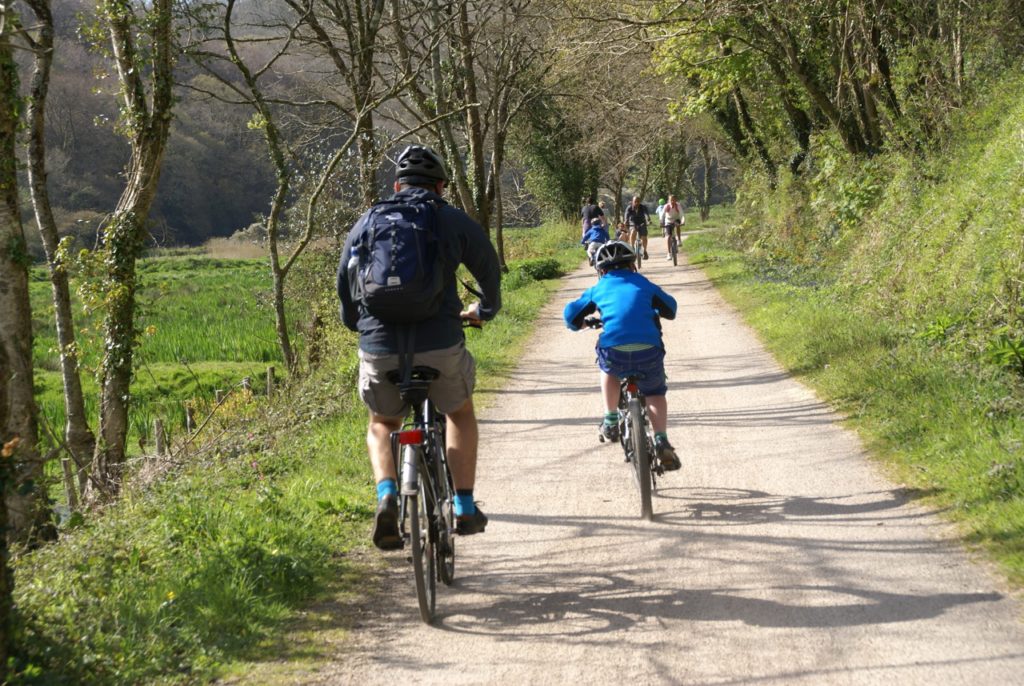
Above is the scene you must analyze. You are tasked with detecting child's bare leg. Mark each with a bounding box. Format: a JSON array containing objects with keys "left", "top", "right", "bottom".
[
  {"left": 646, "top": 395, "right": 668, "bottom": 433},
  {"left": 601, "top": 371, "right": 620, "bottom": 413}
]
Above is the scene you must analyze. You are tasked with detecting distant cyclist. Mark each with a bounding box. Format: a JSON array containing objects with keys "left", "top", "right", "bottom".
[
  {"left": 660, "top": 194, "right": 684, "bottom": 260},
  {"left": 580, "top": 196, "right": 604, "bottom": 236},
  {"left": 624, "top": 196, "right": 650, "bottom": 260},
  {"left": 562, "top": 240, "right": 681, "bottom": 471},
  {"left": 581, "top": 216, "right": 609, "bottom": 265}
]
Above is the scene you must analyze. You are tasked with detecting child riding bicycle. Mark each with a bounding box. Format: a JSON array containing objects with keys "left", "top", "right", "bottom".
[
  {"left": 562, "top": 241, "right": 681, "bottom": 470},
  {"left": 581, "top": 217, "right": 609, "bottom": 265}
]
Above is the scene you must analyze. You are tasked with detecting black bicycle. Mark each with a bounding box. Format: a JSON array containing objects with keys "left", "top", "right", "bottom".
[
  {"left": 388, "top": 366, "right": 456, "bottom": 624},
  {"left": 665, "top": 221, "right": 680, "bottom": 267},
  {"left": 587, "top": 318, "right": 661, "bottom": 520},
  {"left": 632, "top": 229, "right": 645, "bottom": 271}
]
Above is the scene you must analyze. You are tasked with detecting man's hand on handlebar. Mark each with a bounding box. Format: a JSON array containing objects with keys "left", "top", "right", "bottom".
[{"left": 461, "top": 302, "right": 484, "bottom": 329}]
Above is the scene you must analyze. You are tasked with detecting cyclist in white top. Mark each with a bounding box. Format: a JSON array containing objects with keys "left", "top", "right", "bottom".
[{"left": 660, "top": 194, "right": 684, "bottom": 259}]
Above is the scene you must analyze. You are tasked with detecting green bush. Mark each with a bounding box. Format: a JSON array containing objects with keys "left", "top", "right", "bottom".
[{"left": 512, "top": 257, "right": 563, "bottom": 281}]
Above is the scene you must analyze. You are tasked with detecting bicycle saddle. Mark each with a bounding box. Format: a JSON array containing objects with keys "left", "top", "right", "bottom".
[{"left": 387, "top": 366, "right": 441, "bottom": 398}]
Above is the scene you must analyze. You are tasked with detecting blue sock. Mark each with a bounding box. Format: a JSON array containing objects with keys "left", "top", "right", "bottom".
[
  {"left": 655, "top": 432, "right": 669, "bottom": 444},
  {"left": 376, "top": 478, "right": 397, "bottom": 501},
  {"left": 454, "top": 490, "right": 476, "bottom": 517},
  {"left": 604, "top": 411, "right": 618, "bottom": 425}
]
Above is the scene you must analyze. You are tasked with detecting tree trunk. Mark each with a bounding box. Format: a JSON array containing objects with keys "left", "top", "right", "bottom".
[
  {"left": 0, "top": 13, "right": 47, "bottom": 543},
  {"left": 732, "top": 87, "right": 777, "bottom": 185},
  {"left": 224, "top": 0, "right": 294, "bottom": 372},
  {"left": 456, "top": 0, "right": 489, "bottom": 234},
  {"left": 89, "top": 0, "right": 175, "bottom": 499},
  {"left": 699, "top": 139, "right": 712, "bottom": 221},
  {"left": 25, "top": 0, "right": 95, "bottom": 480}
]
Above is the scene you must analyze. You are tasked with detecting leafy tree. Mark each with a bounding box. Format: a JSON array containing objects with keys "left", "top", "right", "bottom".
[
  {"left": 86, "top": 0, "right": 178, "bottom": 499},
  {"left": 23, "top": 0, "right": 95, "bottom": 498}
]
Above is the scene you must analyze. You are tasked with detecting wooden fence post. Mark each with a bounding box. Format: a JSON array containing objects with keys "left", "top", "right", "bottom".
[
  {"left": 266, "top": 366, "right": 275, "bottom": 396},
  {"left": 154, "top": 418, "right": 166, "bottom": 456},
  {"left": 242, "top": 377, "right": 251, "bottom": 393},
  {"left": 215, "top": 389, "right": 225, "bottom": 404},
  {"left": 186, "top": 403, "right": 196, "bottom": 433}
]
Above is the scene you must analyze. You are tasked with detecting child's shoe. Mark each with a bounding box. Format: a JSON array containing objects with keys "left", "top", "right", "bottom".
[
  {"left": 599, "top": 421, "right": 619, "bottom": 442},
  {"left": 656, "top": 438, "right": 681, "bottom": 471}
]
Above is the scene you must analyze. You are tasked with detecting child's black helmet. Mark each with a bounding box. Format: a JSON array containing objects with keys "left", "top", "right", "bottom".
[
  {"left": 395, "top": 144, "right": 449, "bottom": 184},
  {"left": 594, "top": 240, "right": 636, "bottom": 272}
]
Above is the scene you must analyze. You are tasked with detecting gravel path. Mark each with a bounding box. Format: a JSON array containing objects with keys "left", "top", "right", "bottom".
[{"left": 313, "top": 247, "right": 1024, "bottom": 685}]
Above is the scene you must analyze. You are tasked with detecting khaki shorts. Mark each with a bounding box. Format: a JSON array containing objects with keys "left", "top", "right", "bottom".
[{"left": 358, "top": 343, "right": 476, "bottom": 418}]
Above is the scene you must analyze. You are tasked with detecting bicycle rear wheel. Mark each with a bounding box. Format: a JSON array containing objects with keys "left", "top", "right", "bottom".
[
  {"left": 405, "top": 447, "right": 436, "bottom": 623},
  {"left": 628, "top": 398, "right": 653, "bottom": 520}
]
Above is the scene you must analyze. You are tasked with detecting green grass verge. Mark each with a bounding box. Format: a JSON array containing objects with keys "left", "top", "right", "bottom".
[
  {"left": 684, "top": 230, "right": 1024, "bottom": 587},
  {"left": 13, "top": 221, "right": 580, "bottom": 684}
]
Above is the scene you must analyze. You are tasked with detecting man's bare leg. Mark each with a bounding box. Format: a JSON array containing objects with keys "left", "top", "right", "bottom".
[
  {"left": 445, "top": 398, "right": 478, "bottom": 491},
  {"left": 368, "top": 413, "right": 403, "bottom": 483}
]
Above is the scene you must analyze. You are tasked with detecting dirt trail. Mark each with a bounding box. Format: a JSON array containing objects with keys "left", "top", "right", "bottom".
[{"left": 309, "top": 248, "right": 1024, "bottom": 685}]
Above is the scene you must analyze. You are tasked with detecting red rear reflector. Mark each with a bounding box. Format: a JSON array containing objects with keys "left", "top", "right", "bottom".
[
  {"left": 398, "top": 430, "right": 424, "bottom": 445},
  {"left": 626, "top": 382, "right": 639, "bottom": 393}
]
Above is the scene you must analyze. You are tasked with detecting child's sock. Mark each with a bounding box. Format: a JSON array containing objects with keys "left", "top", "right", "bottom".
[
  {"left": 454, "top": 490, "right": 476, "bottom": 517},
  {"left": 376, "top": 478, "right": 397, "bottom": 502},
  {"left": 655, "top": 431, "right": 669, "bottom": 444},
  {"left": 603, "top": 411, "right": 618, "bottom": 425}
]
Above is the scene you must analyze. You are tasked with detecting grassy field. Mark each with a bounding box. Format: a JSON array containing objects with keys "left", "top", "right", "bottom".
[
  {"left": 30, "top": 257, "right": 284, "bottom": 454},
  {"left": 14, "top": 221, "right": 581, "bottom": 684}
]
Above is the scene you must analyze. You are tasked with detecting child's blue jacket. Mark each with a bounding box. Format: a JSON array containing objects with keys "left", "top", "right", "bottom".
[
  {"left": 580, "top": 225, "right": 609, "bottom": 245},
  {"left": 563, "top": 269, "right": 676, "bottom": 348}
]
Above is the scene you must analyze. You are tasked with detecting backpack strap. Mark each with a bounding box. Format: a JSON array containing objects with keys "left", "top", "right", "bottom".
[{"left": 395, "top": 324, "right": 416, "bottom": 387}]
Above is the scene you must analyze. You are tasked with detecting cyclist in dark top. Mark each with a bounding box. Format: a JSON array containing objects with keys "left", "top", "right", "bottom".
[
  {"left": 580, "top": 196, "right": 604, "bottom": 235},
  {"left": 624, "top": 196, "right": 651, "bottom": 260},
  {"left": 338, "top": 145, "right": 502, "bottom": 550}
]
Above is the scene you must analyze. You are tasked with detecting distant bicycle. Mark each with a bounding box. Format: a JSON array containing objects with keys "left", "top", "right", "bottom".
[
  {"left": 631, "top": 229, "right": 645, "bottom": 271},
  {"left": 387, "top": 365, "right": 456, "bottom": 623},
  {"left": 586, "top": 317, "right": 660, "bottom": 520},
  {"left": 665, "top": 220, "right": 680, "bottom": 266}
]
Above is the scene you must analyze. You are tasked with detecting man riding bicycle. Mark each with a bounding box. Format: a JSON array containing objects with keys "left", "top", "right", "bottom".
[
  {"left": 624, "top": 196, "right": 650, "bottom": 260},
  {"left": 337, "top": 145, "right": 502, "bottom": 550},
  {"left": 660, "top": 194, "right": 684, "bottom": 260}
]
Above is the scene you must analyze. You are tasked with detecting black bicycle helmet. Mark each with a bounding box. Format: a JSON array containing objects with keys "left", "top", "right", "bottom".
[
  {"left": 395, "top": 144, "right": 449, "bottom": 184},
  {"left": 594, "top": 240, "right": 636, "bottom": 272}
]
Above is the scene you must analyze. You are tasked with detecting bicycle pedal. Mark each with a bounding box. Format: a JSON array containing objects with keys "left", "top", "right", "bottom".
[{"left": 598, "top": 434, "right": 606, "bottom": 443}]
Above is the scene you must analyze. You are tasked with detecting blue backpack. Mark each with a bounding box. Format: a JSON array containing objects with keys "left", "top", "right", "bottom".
[{"left": 348, "top": 196, "right": 445, "bottom": 323}]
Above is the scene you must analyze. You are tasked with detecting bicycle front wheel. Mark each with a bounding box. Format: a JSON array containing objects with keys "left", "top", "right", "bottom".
[
  {"left": 628, "top": 398, "right": 653, "bottom": 520},
  {"left": 433, "top": 447, "right": 455, "bottom": 586},
  {"left": 671, "top": 237, "right": 678, "bottom": 266}
]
